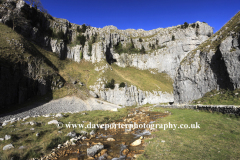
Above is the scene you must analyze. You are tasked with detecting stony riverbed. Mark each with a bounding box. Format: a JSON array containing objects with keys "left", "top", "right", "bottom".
[{"left": 41, "top": 107, "right": 169, "bottom": 160}]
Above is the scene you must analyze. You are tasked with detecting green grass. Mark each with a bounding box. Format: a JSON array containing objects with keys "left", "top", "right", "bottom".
[
  {"left": 0, "top": 107, "right": 131, "bottom": 159},
  {"left": 102, "top": 64, "right": 173, "bottom": 93},
  {"left": 138, "top": 107, "right": 240, "bottom": 160},
  {"left": 191, "top": 89, "right": 240, "bottom": 105}
]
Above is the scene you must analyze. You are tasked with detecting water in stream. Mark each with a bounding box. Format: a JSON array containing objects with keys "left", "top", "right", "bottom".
[{"left": 45, "top": 107, "right": 169, "bottom": 160}]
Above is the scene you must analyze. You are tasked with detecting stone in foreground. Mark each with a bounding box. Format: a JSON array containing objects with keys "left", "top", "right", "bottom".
[
  {"left": 87, "top": 143, "right": 104, "bottom": 157},
  {"left": 48, "top": 120, "right": 59, "bottom": 125},
  {"left": 3, "top": 144, "right": 14, "bottom": 150}
]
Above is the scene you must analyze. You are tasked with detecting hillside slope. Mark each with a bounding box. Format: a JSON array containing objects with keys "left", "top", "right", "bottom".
[{"left": 174, "top": 11, "right": 240, "bottom": 104}]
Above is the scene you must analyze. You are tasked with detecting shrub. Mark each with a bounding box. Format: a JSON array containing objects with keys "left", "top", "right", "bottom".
[
  {"left": 184, "top": 22, "right": 189, "bottom": 28},
  {"left": 181, "top": 22, "right": 189, "bottom": 29},
  {"left": 139, "top": 38, "right": 143, "bottom": 42},
  {"left": 196, "top": 24, "right": 200, "bottom": 28},
  {"left": 77, "top": 24, "right": 87, "bottom": 33},
  {"left": 56, "top": 31, "right": 65, "bottom": 39},
  {"left": 77, "top": 35, "right": 86, "bottom": 46},
  {"left": 140, "top": 45, "right": 146, "bottom": 54},
  {"left": 119, "top": 82, "right": 125, "bottom": 88},
  {"left": 105, "top": 79, "right": 115, "bottom": 89},
  {"left": 191, "top": 23, "right": 196, "bottom": 28},
  {"left": 92, "top": 33, "right": 97, "bottom": 43},
  {"left": 151, "top": 44, "right": 155, "bottom": 49},
  {"left": 172, "top": 35, "right": 175, "bottom": 41},
  {"left": 88, "top": 41, "right": 92, "bottom": 56},
  {"left": 80, "top": 51, "right": 83, "bottom": 59},
  {"left": 114, "top": 41, "right": 125, "bottom": 54}
]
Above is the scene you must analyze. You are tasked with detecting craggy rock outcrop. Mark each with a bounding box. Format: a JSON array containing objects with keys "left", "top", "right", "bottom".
[
  {"left": 174, "top": 15, "right": 240, "bottom": 104},
  {"left": 0, "top": 0, "right": 213, "bottom": 79},
  {"left": 90, "top": 82, "right": 173, "bottom": 106},
  {"left": 83, "top": 24, "right": 213, "bottom": 78}
]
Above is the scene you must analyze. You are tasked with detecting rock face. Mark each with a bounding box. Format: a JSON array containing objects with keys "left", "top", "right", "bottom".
[
  {"left": 0, "top": 0, "right": 213, "bottom": 77},
  {"left": 2, "top": 0, "right": 222, "bottom": 106},
  {"left": 90, "top": 84, "right": 173, "bottom": 106},
  {"left": 174, "top": 12, "right": 240, "bottom": 104}
]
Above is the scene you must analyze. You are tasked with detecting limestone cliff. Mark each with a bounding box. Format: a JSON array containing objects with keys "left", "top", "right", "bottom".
[
  {"left": 0, "top": 0, "right": 213, "bottom": 79},
  {"left": 174, "top": 12, "right": 240, "bottom": 104},
  {"left": 1, "top": 0, "right": 223, "bottom": 106},
  {"left": 90, "top": 79, "right": 173, "bottom": 106}
]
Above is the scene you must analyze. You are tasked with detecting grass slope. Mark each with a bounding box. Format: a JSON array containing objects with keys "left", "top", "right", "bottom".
[
  {"left": 0, "top": 107, "right": 131, "bottom": 159},
  {"left": 191, "top": 89, "right": 240, "bottom": 105},
  {"left": 138, "top": 107, "right": 240, "bottom": 160}
]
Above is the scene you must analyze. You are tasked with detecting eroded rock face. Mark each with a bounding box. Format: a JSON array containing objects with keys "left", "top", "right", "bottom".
[
  {"left": 90, "top": 84, "right": 173, "bottom": 106},
  {"left": 0, "top": 1, "right": 213, "bottom": 78},
  {"left": 174, "top": 33, "right": 240, "bottom": 104}
]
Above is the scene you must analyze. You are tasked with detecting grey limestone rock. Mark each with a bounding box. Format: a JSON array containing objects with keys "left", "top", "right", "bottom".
[
  {"left": 87, "top": 143, "right": 104, "bottom": 157},
  {"left": 66, "top": 131, "right": 76, "bottom": 137},
  {"left": 90, "top": 83, "right": 173, "bottom": 106},
  {"left": 3, "top": 144, "right": 14, "bottom": 151},
  {"left": 5, "top": 135, "right": 11, "bottom": 140},
  {"left": 174, "top": 33, "right": 240, "bottom": 103},
  {"left": 18, "top": 146, "right": 27, "bottom": 150}
]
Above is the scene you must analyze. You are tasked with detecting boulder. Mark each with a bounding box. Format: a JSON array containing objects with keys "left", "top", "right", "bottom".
[
  {"left": 55, "top": 113, "right": 63, "bottom": 118},
  {"left": 18, "top": 146, "right": 27, "bottom": 150},
  {"left": 66, "top": 131, "right": 76, "bottom": 137},
  {"left": 4, "top": 135, "right": 11, "bottom": 140},
  {"left": 87, "top": 143, "right": 104, "bottom": 157},
  {"left": 3, "top": 144, "right": 14, "bottom": 150},
  {"left": 48, "top": 120, "right": 59, "bottom": 125}
]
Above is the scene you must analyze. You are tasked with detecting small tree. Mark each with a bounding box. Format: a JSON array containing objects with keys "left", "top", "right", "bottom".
[
  {"left": 24, "top": 0, "right": 48, "bottom": 13},
  {"left": 139, "top": 38, "right": 143, "bottom": 42},
  {"left": 105, "top": 79, "right": 115, "bottom": 89},
  {"left": 172, "top": 35, "right": 175, "bottom": 41},
  {"left": 9, "top": 10, "right": 26, "bottom": 31},
  {"left": 119, "top": 82, "right": 125, "bottom": 88},
  {"left": 77, "top": 24, "right": 90, "bottom": 33},
  {"left": 191, "top": 23, "right": 196, "bottom": 28},
  {"left": 184, "top": 22, "right": 189, "bottom": 28}
]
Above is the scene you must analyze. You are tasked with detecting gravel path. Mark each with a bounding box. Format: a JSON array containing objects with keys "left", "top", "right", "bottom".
[{"left": 0, "top": 96, "right": 122, "bottom": 123}]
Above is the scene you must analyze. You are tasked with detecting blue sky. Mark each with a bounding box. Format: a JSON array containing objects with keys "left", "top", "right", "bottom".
[{"left": 41, "top": 0, "right": 240, "bottom": 32}]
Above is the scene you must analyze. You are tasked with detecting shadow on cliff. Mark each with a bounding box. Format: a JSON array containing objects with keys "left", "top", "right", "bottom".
[
  {"left": 105, "top": 35, "right": 116, "bottom": 65},
  {"left": 0, "top": 44, "right": 66, "bottom": 117},
  {"left": 210, "top": 46, "right": 234, "bottom": 90}
]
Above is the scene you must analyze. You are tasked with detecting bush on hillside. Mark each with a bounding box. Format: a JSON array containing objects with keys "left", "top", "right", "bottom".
[
  {"left": 119, "top": 82, "right": 125, "bottom": 88},
  {"left": 181, "top": 22, "right": 189, "bottom": 29},
  {"left": 105, "top": 79, "right": 115, "bottom": 89},
  {"left": 77, "top": 35, "right": 86, "bottom": 46}
]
